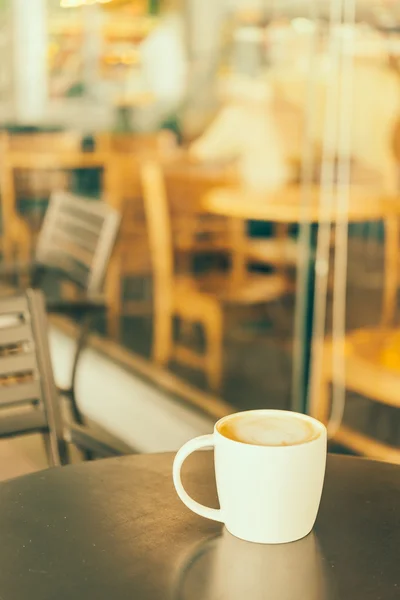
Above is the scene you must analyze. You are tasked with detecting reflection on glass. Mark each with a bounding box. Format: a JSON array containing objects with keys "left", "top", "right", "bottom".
[{"left": 0, "top": 0, "right": 398, "bottom": 461}]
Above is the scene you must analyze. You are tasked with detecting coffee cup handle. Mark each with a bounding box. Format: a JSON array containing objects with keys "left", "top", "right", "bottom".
[{"left": 173, "top": 434, "right": 224, "bottom": 523}]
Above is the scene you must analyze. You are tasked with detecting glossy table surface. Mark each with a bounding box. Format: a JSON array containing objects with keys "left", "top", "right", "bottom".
[{"left": 0, "top": 453, "right": 398, "bottom": 600}]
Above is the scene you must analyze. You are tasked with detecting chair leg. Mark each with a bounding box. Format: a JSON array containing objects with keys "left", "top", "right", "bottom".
[
  {"left": 204, "top": 306, "right": 224, "bottom": 392},
  {"left": 42, "top": 431, "right": 69, "bottom": 467},
  {"left": 63, "top": 387, "right": 84, "bottom": 428},
  {"left": 63, "top": 323, "right": 95, "bottom": 460},
  {"left": 153, "top": 307, "right": 173, "bottom": 367},
  {"left": 2, "top": 240, "right": 12, "bottom": 264},
  {"left": 108, "top": 309, "right": 121, "bottom": 342},
  {"left": 105, "top": 254, "right": 122, "bottom": 340},
  {"left": 59, "top": 316, "right": 91, "bottom": 428},
  {"left": 42, "top": 433, "right": 54, "bottom": 467},
  {"left": 67, "top": 316, "right": 92, "bottom": 426}
]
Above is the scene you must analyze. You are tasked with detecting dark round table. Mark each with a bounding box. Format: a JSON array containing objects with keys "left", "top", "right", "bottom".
[{"left": 0, "top": 453, "right": 398, "bottom": 600}]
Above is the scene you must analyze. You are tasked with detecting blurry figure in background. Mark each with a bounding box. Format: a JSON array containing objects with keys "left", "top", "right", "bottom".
[
  {"left": 189, "top": 7, "right": 291, "bottom": 191},
  {"left": 228, "top": 7, "right": 269, "bottom": 76},
  {"left": 190, "top": 74, "right": 291, "bottom": 191},
  {"left": 136, "top": 0, "right": 187, "bottom": 136}
]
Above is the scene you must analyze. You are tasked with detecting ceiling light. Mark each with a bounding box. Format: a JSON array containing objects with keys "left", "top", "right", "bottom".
[{"left": 60, "top": 0, "right": 113, "bottom": 7}]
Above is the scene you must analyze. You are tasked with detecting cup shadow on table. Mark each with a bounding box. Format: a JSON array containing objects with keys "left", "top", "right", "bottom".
[{"left": 174, "top": 529, "right": 334, "bottom": 600}]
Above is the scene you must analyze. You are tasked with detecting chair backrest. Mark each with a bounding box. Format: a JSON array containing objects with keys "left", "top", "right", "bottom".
[
  {"left": 0, "top": 289, "right": 66, "bottom": 465},
  {"left": 102, "top": 131, "right": 177, "bottom": 208},
  {"left": 163, "top": 160, "right": 234, "bottom": 251},
  {"left": 35, "top": 191, "right": 121, "bottom": 296},
  {"left": 140, "top": 161, "right": 174, "bottom": 299}
]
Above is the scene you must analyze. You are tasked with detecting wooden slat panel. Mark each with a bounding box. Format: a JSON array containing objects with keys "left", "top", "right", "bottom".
[
  {"left": 0, "top": 380, "right": 41, "bottom": 406},
  {"left": 49, "top": 227, "right": 96, "bottom": 259},
  {"left": 37, "top": 191, "right": 119, "bottom": 295},
  {"left": 60, "top": 202, "right": 105, "bottom": 228},
  {"left": 0, "top": 323, "right": 31, "bottom": 346},
  {"left": 51, "top": 211, "right": 102, "bottom": 236},
  {"left": 53, "top": 223, "right": 99, "bottom": 252},
  {"left": 59, "top": 193, "right": 111, "bottom": 219},
  {"left": 38, "top": 251, "right": 89, "bottom": 287},
  {"left": 0, "top": 353, "right": 36, "bottom": 376},
  {"left": 47, "top": 234, "right": 93, "bottom": 268},
  {"left": 87, "top": 208, "right": 121, "bottom": 295}
]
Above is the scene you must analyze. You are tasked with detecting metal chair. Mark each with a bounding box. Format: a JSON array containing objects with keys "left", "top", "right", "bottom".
[
  {"left": 0, "top": 289, "right": 125, "bottom": 465},
  {"left": 34, "top": 191, "right": 120, "bottom": 294},
  {"left": 0, "top": 290, "right": 68, "bottom": 466},
  {"left": 1, "top": 191, "right": 121, "bottom": 427}
]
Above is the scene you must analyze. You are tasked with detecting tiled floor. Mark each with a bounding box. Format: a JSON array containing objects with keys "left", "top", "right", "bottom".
[{"left": 115, "top": 285, "right": 384, "bottom": 408}]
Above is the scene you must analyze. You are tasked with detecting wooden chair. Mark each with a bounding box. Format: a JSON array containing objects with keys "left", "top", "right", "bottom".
[
  {"left": 165, "top": 160, "right": 298, "bottom": 282},
  {"left": 0, "top": 290, "right": 68, "bottom": 466},
  {"left": 141, "top": 161, "right": 289, "bottom": 391},
  {"left": 310, "top": 214, "right": 400, "bottom": 464},
  {"left": 1, "top": 190, "right": 121, "bottom": 427},
  {"left": 101, "top": 132, "right": 177, "bottom": 339},
  {"left": 162, "top": 164, "right": 300, "bottom": 326},
  {"left": 0, "top": 131, "right": 112, "bottom": 263}
]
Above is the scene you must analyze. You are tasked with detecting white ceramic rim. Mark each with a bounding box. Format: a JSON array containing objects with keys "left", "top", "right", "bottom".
[{"left": 215, "top": 409, "right": 327, "bottom": 449}]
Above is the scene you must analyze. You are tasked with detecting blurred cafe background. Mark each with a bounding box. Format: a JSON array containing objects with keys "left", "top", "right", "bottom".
[{"left": 0, "top": 0, "right": 399, "bottom": 475}]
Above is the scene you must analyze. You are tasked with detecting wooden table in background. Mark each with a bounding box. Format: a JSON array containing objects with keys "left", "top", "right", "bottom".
[
  {"left": 204, "top": 184, "right": 400, "bottom": 414},
  {"left": 204, "top": 184, "right": 400, "bottom": 223}
]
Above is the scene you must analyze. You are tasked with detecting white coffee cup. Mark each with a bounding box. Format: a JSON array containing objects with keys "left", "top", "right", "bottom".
[{"left": 173, "top": 409, "right": 327, "bottom": 544}]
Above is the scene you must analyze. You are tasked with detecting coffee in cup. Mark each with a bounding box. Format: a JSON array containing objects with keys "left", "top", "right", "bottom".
[{"left": 218, "top": 411, "right": 320, "bottom": 447}]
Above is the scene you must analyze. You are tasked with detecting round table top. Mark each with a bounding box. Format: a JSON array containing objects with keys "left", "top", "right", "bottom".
[
  {"left": 0, "top": 453, "right": 398, "bottom": 600},
  {"left": 204, "top": 185, "right": 400, "bottom": 223},
  {"left": 164, "top": 158, "right": 237, "bottom": 184}
]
